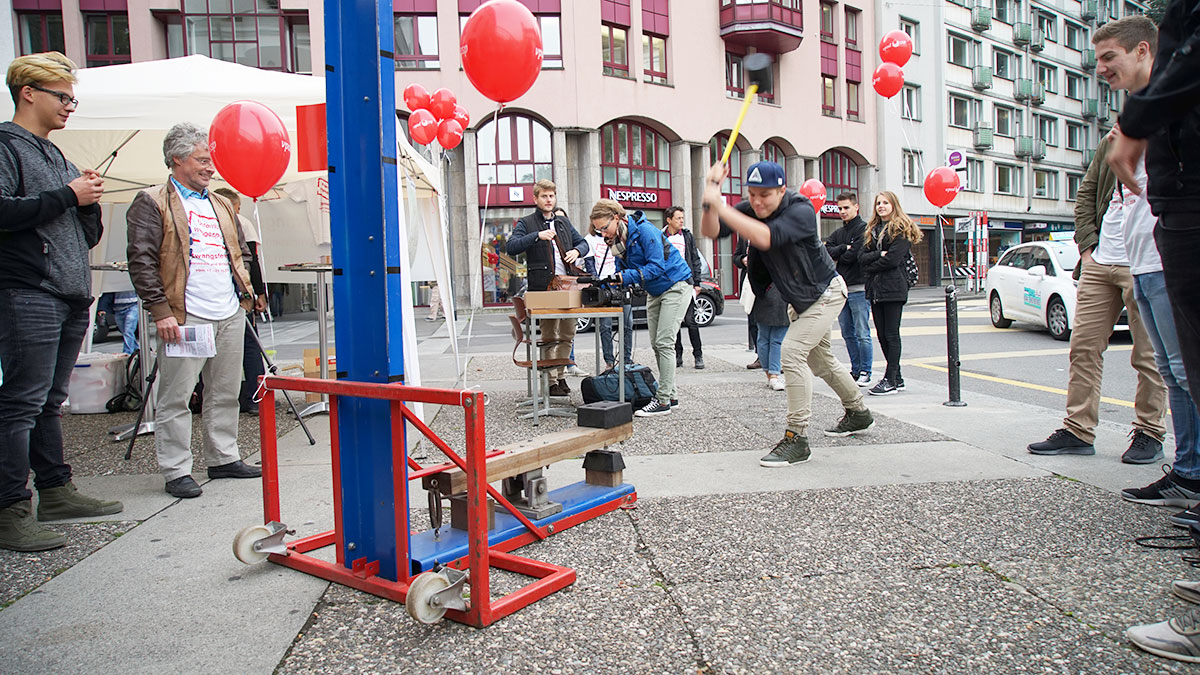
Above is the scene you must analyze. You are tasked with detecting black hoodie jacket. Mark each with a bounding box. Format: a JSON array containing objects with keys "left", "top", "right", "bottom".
[{"left": 824, "top": 215, "right": 868, "bottom": 287}]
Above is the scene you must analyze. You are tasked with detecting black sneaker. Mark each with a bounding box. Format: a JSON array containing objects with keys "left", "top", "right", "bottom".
[
  {"left": 165, "top": 476, "right": 203, "bottom": 499},
  {"left": 759, "top": 431, "right": 811, "bottom": 467},
  {"left": 1122, "top": 429, "right": 1165, "bottom": 465},
  {"left": 824, "top": 408, "right": 875, "bottom": 437},
  {"left": 548, "top": 381, "right": 570, "bottom": 397},
  {"left": 895, "top": 378, "right": 906, "bottom": 391},
  {"left": 670, "top": 398, "right": 679, "bottom": 408},
  {"left": 694, "top": 356, "right": 705, "bottom": 369},
  {"left": 746, "top": 358, "right": 761, "bottom": 370},
  {"left": 1172, "top": 504, "right": 1200, "bottom": 529},
  {"left": 1122, "top": 466, "right": 1200, "bottom": 507},
  {"left": 635, "top": 399, "right": 672, "bottom": 417},
  {"left": 1027, "top": 428, "right": 1096, "bottom": 456},
  {"left": 676, "top": 354, "right": 684, "bottom": 368},
  {"left": 208, "top": 460, "right": 263, "bottom": 480},
  {"left": 868, "top": 378, "right": 897, "bottom": 396}
]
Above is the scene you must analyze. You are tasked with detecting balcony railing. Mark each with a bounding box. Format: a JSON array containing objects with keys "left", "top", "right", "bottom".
[
  {"left": 1082, "top": 48, "right": 1096, "bottom": 69},
  {"left": 1082, "top": 0, "right": 1098, "bottom": 21},
  {"left": 1082, "top": 98, "right": 1099, "bottom": 118},
  {"left": 1014, "top": 78, "right": 1035, "bottom": 101},
  {"left": 1030, "top": 28, "right": 1045, "bottom": 51},
  {"left": 973, "top": 123, "right": 994, "bottom": 149},
  {"left": 1031, "top": 82, "right": 1046, "bottom": 105},
  {"left": 719, "top": 0, "right": 804, "bottom": 53},
  {"left": 971, "top": 5, "right": 992, "bottom": 31},
  {"left": 972, "top": 65, "right": 993, "bottom": 90},
  {"left": 1015, "top": 136, "right": 1046, "bottom": 159},
  {"left": 1013, "top": 22, "right": 1032, "bottom": 46}
]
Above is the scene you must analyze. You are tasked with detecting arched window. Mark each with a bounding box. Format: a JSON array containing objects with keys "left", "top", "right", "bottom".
[
  {"left": 819, "top": 149, "right": 860, "bottom": 219},
  {"left": 760, "top": 140, "right": 786, "bottom": 167},
  {"left": 708, "top": 134, "right": 743, "bottom": 206},
  {"left": 476, "top": 114, "right": 553, "bottom": 186},
  {"left": 601, "top": 121, "right": 671, "bottom": 189}
]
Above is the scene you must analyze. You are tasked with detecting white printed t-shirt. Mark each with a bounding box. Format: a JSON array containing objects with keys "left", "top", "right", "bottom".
[
  {"left": 175, "top": 179, "right": 240, "bottom": 320},
  {"left": 1092, "top": 176, "right": 1134, "bottom": 267},
  {"left": 586, "top": 233, "right": 616, "bottom": 278},
  {"left": 1120, "top": 156, "right": 1162, "bottom": 276}
]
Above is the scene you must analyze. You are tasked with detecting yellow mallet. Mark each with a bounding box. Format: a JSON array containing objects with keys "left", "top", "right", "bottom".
[{"left": 721, "top": 53, "right": 775, "bottom": 165}]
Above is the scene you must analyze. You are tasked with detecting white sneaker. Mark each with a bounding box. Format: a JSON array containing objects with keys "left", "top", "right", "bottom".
[
  {"left": 566, "top": 365, "right": 582, "bottom": 376},
  {"left": 856, "top": 373, "right": 872, "bottom": 386},
  {"left": 768, "top": 375, "right": 786, "bottom": 391}
]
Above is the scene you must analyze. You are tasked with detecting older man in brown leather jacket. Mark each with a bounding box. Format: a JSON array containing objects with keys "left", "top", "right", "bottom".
[{"left": 127, "top": 122, "right": 264, "bottom": 499}]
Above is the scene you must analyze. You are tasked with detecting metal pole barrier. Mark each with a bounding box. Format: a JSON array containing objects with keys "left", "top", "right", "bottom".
[{"left": 944, "top": 284, "right": 967, "bottom": 407}]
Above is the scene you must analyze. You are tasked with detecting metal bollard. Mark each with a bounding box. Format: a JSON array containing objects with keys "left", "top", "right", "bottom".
[{"left": 944, "top": 284, "right": 967, "bottom": 407}]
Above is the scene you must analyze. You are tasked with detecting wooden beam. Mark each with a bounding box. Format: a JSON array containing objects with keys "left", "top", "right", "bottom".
[{"left": 422, "top": 423, "right": 633, "bottom": 496}]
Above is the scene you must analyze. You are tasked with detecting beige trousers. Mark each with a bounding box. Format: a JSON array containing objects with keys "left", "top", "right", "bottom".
[{"left": 539, "top": 318, "right": 576, "bottom": 380}]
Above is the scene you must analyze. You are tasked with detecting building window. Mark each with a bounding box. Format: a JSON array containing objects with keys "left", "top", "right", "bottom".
[
  {"left": 950, "top": 95, "right": 973, "bottom": 128},
  {"left": 476, "top": 113, "right": 553, "bottom": 186},
  {"left": 994, "top": 48, "right": 1015, "bottom": 80},
  {"left": 847, "top": 82, "right": 860, "bottom": 121},
  {"left": 900, "top": 18, "right": 920, "bottom": 54},
  {"left": 996, "top": 163, "right": 1023, "bottom": 196},
  {"left": 1036, "top": 62, "right": 1057, "bottom": 93},
  {"left": 643, "top": 33, "right": 668, "bottom": 84},
  {"left": 601, "top": 120, "right": 671, "bottom": 189},
  {"left": 395, "top": 14, "right": 438, "bottom": 70},
  {"left": 820, "top": 2, "right": 836, "bottom": 40},
  {"left": 1124, "top": 1, "right": 1141, "bottom": 16},
  {"left": 845, "top": 8, "right": 860, "bottom": 46},
  {"left": 1036, "top": 12, "right": 1057, "bottom": 42},
  {"left": 1034, "top": 169, "right": 1058, "bottom": 198},
  {"left": 994, "top": 0, "right": 1015, "bottom": 24},
  {"left": 902, "top": 150, "right": 923, "bottom": 186},
  {"left": 725, "top": 52, "right": 744, "bottom": 97},
  {"left": 1038, "top": 115, "right": 1058, "bottom": 146},
  {"left": 964, "top": 158, "right": 985, "bottom": 192},
  {"left": 901, "top": 84, "right": 921, "bottom": 120},
  {"left": 1065, "top": 72, "right": 1085, "bottom": 100},
  {"left": 161, "top": 2, "right": 300, "bottom": 71},
  {"left": 85, "top": 13, "right": 132, "bottom": 67},
  {"left": 1066, "top": 122, "right": 1085, "bottom": 150},
  {"left": 948, "top": 34, "right": 971, "bottom": 67},
  {"left": 1067, "top": 173, "right": 1083, "bottom": 200},
  {"left": 289, "top": 17, "right": 312, "bottom": 75},
  {"left": 1065, "top": 22, "right": 1086, "bottom": 51},
  {"left": 820, "top": 149, "right": 860, "bottom": 217},
  {"left": 995, "top": 105, "right": 1016, "bottom": 136},
  {"left": 709, "top": 134, "right": 743, "bottom": 205},
  {"left": 761, "top": 140, "right": 786, "bottom": 166},
  {"left": 16, "top": 13, "right": 65, "bottom": 56},
  {"left": 822, "top": 76, "right": 837, "bottom": 116},
  {"left": 602, "top": 23, "right": 629, "bottom": 76}
]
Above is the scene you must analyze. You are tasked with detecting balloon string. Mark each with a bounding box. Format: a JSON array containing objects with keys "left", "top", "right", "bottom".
[{"left": 461, "top": 102, "right": 506, "bottom": 388}]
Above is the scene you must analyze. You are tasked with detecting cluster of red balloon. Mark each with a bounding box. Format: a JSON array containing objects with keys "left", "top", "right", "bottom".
[
  {"left": 403, "top": 84, "right": 468, "bottom": 150},
  {"left": 871, "top": 30, "right": 912, "bottom": 98},
  {"left": 209, "top": 100, "right": 291, "bottom": 198},
  {"left": 800, "top": 178, "right": 828, "bottom": 215}
]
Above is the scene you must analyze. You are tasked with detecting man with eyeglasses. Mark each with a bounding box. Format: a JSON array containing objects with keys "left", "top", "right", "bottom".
[
  {"left": 0, "top": 52, "right": 124, "bottom": 552},
  {"left": 127, "top": 122, "right": 263, "bottom": 500}
]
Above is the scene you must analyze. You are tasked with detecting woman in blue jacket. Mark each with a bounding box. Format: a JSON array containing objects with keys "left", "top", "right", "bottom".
[{"left": 589, "top": 199, "right": 693, "bottom": 417}]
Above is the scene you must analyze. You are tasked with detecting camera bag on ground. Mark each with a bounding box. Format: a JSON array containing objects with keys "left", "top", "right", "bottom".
[{"left": 581, "top": 364, "right": 657, "bottom": 408}]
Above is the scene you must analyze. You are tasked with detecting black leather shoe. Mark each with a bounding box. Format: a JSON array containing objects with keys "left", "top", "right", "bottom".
[
  {"left": 165, "top": 476, "right": 203, "bottom": 499},
  {"left": 207, "top": 460, "right": 262, "bottom": 480}
]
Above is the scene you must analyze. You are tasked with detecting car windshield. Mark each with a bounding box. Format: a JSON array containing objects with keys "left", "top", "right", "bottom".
[{"left": 1048, "top": 245, "right": 1079, "bottom": 272}]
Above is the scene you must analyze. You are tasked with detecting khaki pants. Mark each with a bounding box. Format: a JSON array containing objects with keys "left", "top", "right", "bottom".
[
  {"left": 155, "top": 312, "right": 245, "bottom": 481},
  {"left": 646, "top": 281, "right": 692, "bottom": 403},
  {"left": 1063, "top": 260, "right": 1167, "bottom": 443},
  {"left": 781, "top": 276, "right": 867, "bottom": 435},
  {"left": 539, "top": 318, "right": 576, "bottom": 380}
]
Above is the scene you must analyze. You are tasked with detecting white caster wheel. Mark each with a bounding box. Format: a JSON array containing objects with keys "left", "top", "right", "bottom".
[
  {"left": 232, "top": 524, "right": 274, "bottom": 564},
  {"left": 405, "top": 572, "right": 451, "bottom": 624}
]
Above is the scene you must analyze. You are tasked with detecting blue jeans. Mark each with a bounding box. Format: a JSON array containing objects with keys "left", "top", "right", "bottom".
[
  {"left": 0, "top": 289, "right": 88, "bottom": 508},
  {"left": 838, "top": 290, "right": 873, "bottom": 377},
  {"left": 598, "top": 304, "right": 633, "bottom": 366},
  {"left": 114, "top": 302, "right": 140, "bottom": 354},
  {"left": 756, "top": 323, "right": 788, "bottom": 375},
  {"left": 1134, "top": 272, "right": 1200, "bottom": 479}
]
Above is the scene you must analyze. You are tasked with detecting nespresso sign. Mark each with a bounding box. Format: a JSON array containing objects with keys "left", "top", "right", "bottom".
[{"left": 602, "top": 186, "right": 670, "bottom": 209}]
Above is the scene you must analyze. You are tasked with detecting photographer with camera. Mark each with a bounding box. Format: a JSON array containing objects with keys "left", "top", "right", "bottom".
[
  {"left": 507, "top": 180, "right": 588, "bottom": 397},
  {"left": 589, "top": 199, "right": 693, "bottom": 417},
  {"left": 700, "top": 161, "right": 873, "bottom": 467}
]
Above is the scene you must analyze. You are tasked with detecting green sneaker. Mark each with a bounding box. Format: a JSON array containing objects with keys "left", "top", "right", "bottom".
[
  {"left": 37, "top": 482, "right": 124, "bottom": 522},
  {"left": 0, "top": 500, "right": 66, "bottom": 552},
  {"left": 759, "top": 430, "right": 811, "bottom": 467},
  {"left": 823, "top": 408, "right": 875, "bottom": 437}
]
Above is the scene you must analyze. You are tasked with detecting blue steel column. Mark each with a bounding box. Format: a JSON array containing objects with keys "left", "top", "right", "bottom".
[{"left": 324, "top": 0, "right": 409, "bottom": 580}]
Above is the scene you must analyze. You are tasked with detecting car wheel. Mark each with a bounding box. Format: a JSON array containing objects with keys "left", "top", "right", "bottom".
[
  {"left": 692, "top": 294, "right": 716, "bottom": 328},
  {"left": 989, "top": 293, "right": 1013, "bottom": 329},
  {"left": 576, "top": 317, "right": 593, "bottom": 333},
  {"left": 1047, "top": 296, "right": 1071, "bottom": 341}
]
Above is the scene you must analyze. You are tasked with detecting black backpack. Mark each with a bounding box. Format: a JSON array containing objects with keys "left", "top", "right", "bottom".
[{"left": 581, "top": 364, "right": 658, "bottom": 408}]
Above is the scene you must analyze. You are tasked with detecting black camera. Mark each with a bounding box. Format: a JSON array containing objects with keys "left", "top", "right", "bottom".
[{"left": 578, "top": 276, "right": 644, "bottom": 307}]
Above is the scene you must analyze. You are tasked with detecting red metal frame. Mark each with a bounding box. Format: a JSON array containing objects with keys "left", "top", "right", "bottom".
[{"left": 254, "top": 375, "right": 635, "bottom": 627}]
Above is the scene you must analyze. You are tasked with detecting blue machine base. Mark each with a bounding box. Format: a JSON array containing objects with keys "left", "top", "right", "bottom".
[{"left": 410, "top": 481, "right": 635, "bottom": 573}]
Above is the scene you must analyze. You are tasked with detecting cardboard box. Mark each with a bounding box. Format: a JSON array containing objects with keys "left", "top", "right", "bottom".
[
  {"left": 524, "top": 290, "right": 582, "bottom": 310},
  {"left": 303, "top": 347, "right": 336, "bottom": 403}
]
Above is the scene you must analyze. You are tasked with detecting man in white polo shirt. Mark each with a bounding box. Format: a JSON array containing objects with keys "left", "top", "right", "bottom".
[{"left": 127, "top": 122, "right": 263, "bottom": 499}]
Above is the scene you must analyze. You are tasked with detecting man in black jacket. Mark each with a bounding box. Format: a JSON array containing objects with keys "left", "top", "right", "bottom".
[
  {"left": 0, "top": 52, "right": 123, "bottom": 552},
  {"left": 700, "top": 161, "right": 872, "bottom": 468},
  {"left": 824, "top": 192, "right": 872, "bottom": 386},
  {"left": 506, "top": 179, "right": 588, "bottom": 397},
  {"left": 665, "top": 206, "right": 705, "bottom": 370}
]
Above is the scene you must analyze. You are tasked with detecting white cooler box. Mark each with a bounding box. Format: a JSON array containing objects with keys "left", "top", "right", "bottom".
[{"left": 67, "top": 352, "right": 129, "bottom": 414}]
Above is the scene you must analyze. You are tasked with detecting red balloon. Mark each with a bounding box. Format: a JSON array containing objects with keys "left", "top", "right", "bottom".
[
  {"left": 879, "top": 30, "right": 914, "bottom": 67},
  {"left": 800, "top": 179, "right": 827, "bottom": 215},
  {"left": 461, "top": 0, "right": 543, "bottom": 103},
  {"left": 408, "top": 109, "right": 438, "bottom": 145},
  {"left": 437, "top": 119, "right": 464, "bottom": 150},
  {"left": 208, "top": 101, "right": 291, "bottom": 198},
  {"left": 403, "top": 83, "right": 431, "bottom": 112},
  {"left": 429, "top": 88, "right": 457, "bottom": 120},
  {"left": 924, "top": 166, "right": 961, "bottom": 208},
  {"left": 872, "top": 63, "right": 904, "bottom": 98},
  {"left": 452, "top": 104, "right": 471, "bottom": 130}
]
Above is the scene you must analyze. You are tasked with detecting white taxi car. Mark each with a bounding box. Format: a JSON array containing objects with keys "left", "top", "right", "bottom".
[{"left": 985, "top": 241, "right": 1080, "bottom": 341}]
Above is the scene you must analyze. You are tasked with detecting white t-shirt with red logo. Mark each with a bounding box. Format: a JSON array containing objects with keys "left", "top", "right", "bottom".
[{"left": 180, "top": 192, "right": 240, "bottom": 320}]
